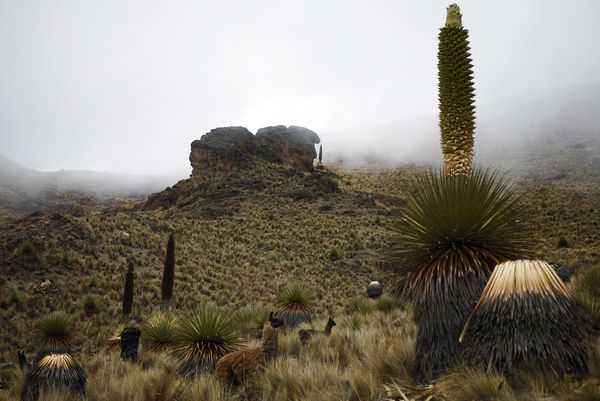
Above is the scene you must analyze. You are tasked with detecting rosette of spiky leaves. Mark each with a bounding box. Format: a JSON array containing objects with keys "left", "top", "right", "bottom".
[
  {"left": 276, "top": 283, "right": 316, "bottom": 328},
  {"left": 106, "top": 325, "right": 124, "bottom": 349},
  {"left": 388, "top": 168, "right": 532, "bottom": 295},
  {"left": 172, "top": 304, "right": 243, "bottom": 376},
  {"left": 438, "top": 4, "right": 476, "bottom": 177},
  {"left": 574, "top": 267, "right": 600, "bottom": 299},
  {"left": 232, "top": 303, "right": 270, "bottom": 339},
  {"left": 142, "top": 313, "right": 178, "bottom": 353},
  {"left": 34, "top": 313, "right": 76, "bottom": 352},
  {"left": 21, "top": 350, "right": 86, "bottom": 401},
  {"left": 573, "top": 267, "right": 600, "bottom": 326},
  {"left": 386, "top": 168, "right": 533, "bottom": 382}
]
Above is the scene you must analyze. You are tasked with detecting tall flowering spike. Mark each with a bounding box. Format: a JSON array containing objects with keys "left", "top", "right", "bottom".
[
  {"left": 122, "top": 261, "right": 134, "bottom": 317},
  {"left": 438, "top": 3, "right": 476, "bottom": 177},
  {"left": 161, "top": 233, "right": 175, "bottom": 302}
]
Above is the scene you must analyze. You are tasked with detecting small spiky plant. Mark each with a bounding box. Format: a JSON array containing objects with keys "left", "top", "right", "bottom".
[
  {"left": 233, "top": 303, "right": 270, "bottom": 339},
  {"left": 21, "top": 350, "right": 86, "bottom": 401},
  {"left": 161, "top": 233, "right": 175, "bottom": 302},
  {"left": 34, "top": 313, "right": 75, "bottom": 352},
  {"left": 387, "top": 168, "right": 532, "bottom": 382},
  {"left": 142, "top": 313, "right": 178, "bottom": 352},
  {"left": 122, "top": 261, "right": 135, "bottom": 317},
  {"left": 438, "top": 3, "right": 476, "bottom": 177},
  {"left": 460, "top": 260, "right": 597, "bottom": 376},
  {"left": 276, "top": 283, "right": 315, "bottom": 328},
  {"left": 573, "top": 266, "right": 600, "bottom": 326},
  {"left": 172, "top": 304, "right": 243, "bottom": 376}
]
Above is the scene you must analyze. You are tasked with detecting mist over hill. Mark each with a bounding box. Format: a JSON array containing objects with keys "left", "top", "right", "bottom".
[
  {"left": 324, "top": 84, "right": 600, "bottom": 180},
  {"left": 0, "top": 155, "right": 183, "bottom": 212}
]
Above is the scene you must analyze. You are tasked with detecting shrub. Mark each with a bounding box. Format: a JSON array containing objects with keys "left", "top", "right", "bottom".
[
  {"left": 232, "top": 303, "right": 270, "bottom": 331},
  {"left": 557, "top": 235, "right": 570, "bottom": 248},
  {"left": 277, "top": 283, "right": 316, "bottom": 328},
  {"left": 83, "top": 295, "right": 100, "bottom": 314},
  {"left": 85, "top": 276, "right": 98, "bottom": 289},
  {"left": 573, "top": 267, "right": 600, "bottom": 299},
  {"left": 573, "top": 267, "right": 600, "bottom": 325},
  {"left": 172, "top": 304, "right": 242, "bottom": 376},
  {"left": 328, "top": 247, "right": 341, "bottom": 261},
  {"left": 7, "top": 290, "right": 21, "bottom": 306},
  {"left": 34, "top": 312, "right": 75, "bottom": 351},
  {"left": 347, "top": 314, "right": 363, "bottom": 330},
  {"left": 346, "top": 297, "right": 374, "bottom": 315},
  {"left": 374, "top": 296, "right": 398, "bottom": 314},
  {"left": 14, "top": 241, "right": 37, "bottom": 257},
  {"left": 142, "top": 313, "right": 178, "bottom": 353},
  {"left": 433, "top": 368, "right": 516, "bottom": 401}
]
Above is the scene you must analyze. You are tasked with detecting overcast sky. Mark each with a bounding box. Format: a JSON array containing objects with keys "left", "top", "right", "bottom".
[{"left": 1, "top": 0, "right": 599, "bottom": 174}]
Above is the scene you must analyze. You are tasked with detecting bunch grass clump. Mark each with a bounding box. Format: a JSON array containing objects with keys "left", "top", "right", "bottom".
[
  {"left": 433, "top": 368, "right": 516, "bottom": 401},
  {"left": 374, "top": 295, "right": 398, "bottom": 314},
  {"left": 141, "top": 313, "right": 178, "bottom": 353},
  {"left": 346, "top": 297, "right": 375, "bottom": 315},
  {"left": 171, "top": 304, "right": 243, "bottom": 376},
  {"left": 232, "top": 303, "right": 270, "bottom": 338},
  {"left": 277, "top": 283, "right": 316, "bottom": 328},
  {"left": 34, "top": 313, "right": 76, "bottom": 351},
  {"left": 573, "top": 266, "right": 600, "bottom": 326}
]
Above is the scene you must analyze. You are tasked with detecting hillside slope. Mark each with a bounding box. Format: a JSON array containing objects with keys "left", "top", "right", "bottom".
[{"left": 0, "top": 157, "right": 599, "bottom": 361}]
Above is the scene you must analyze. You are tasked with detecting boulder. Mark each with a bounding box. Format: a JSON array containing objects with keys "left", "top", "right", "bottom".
[
  {"left": 190, "top": 125, "right": 320, "bottom": 178},
  {"left": 367, "top": 281, "right": 384, "bottom": 299},
  {"left": 190, "top": 127, "right": 255, "bottom": 176},
  {"left": 256, "top": 125, "right": 320, "bottom": 171}
]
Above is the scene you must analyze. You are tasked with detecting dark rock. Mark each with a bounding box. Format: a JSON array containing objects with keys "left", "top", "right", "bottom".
[
  {"left": 190, "top": 125, "right": 320, "bottom": 177},
  {"left": 367, "top": 281, "right": 384, "bottom": 299},
  {"left": 255, "top": 125, "right": 320, "bottom": 171},
  {"left": 190, "top": 127, "right": 255, "bottom": 176},
  {"left": 548, "top": 262, "right": 571, "bottom": 283}
]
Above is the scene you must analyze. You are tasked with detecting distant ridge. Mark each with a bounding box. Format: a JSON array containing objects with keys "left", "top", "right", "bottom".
[{"left": 0, "top": 154, "right": 184, "bottom": 212}]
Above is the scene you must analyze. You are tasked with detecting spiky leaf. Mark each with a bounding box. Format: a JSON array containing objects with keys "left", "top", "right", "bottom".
[
  {"left": 277, "top": 283, "right": 315, "bottom": 328},
  {"left": 388, "top": 168, "right": 532, "bottom": 296},
  {"left": 34, "top": 313, "right": 76, "bottom": 352},
  {"left": 142, "top": 313, "right": 178, "bottom": 352},
  {"left": 172, "top": 304, "right": 242, "bottom": 376}
]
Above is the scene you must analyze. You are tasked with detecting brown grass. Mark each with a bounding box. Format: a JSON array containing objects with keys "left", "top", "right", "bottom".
[{"left": 0, "top": 164, "right": 599, "bottom": 400}]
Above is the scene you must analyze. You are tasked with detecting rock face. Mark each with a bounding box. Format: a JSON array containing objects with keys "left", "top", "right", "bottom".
[{"left": 189, "top": 125, "right": 320, "bottom": 177}]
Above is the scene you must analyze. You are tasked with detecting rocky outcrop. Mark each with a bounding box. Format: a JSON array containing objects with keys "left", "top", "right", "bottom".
[
  {"left": 189, "top": 125, "right": 320, "bottom": 177},
  {"left": 189, "top": 127, "right": 255, "bottom": 175}
]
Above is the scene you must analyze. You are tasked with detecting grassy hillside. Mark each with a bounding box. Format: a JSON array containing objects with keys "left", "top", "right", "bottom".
[{"left": 0, "top": 159, "right": 599, "bottom": 400}]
